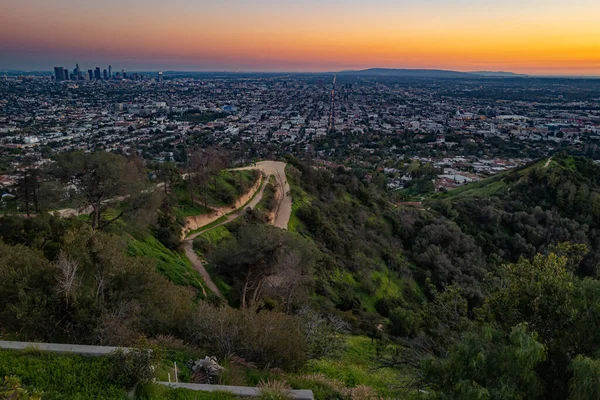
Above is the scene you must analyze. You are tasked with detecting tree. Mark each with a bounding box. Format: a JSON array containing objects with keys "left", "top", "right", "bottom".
[
  {"left": 569, "top": 356, "right": 600, "bottom": 400},
  {"left": 156, "top": 161, "right": 181, "bottom": 196},
  {"left": 15, "top": 157, "right": 40, "bottom": 215},
  {"left": 49, "top": 151, "right": 147, "bottom": 229},
  {"left": 419, "top": 324, "right": 547, "bottom": 400},
  {"left": 187, "top": 147, "right": 228, "bottom": 209},
  {"left": 474, "top": 247, "right": 600, "bottom": 399},
  {"left": 210, "top": 225, "right": 315, "bottom": 309}
]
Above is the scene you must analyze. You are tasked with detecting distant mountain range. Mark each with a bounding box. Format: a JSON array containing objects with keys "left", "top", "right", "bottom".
[
  {"left": 336, "top": 68, "right": 528, "bottom": 78},
  {"left": 470, "top": 71, "right": 528, "bottom": 77}
]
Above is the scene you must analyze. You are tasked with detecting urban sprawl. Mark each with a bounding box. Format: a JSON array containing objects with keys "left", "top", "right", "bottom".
[{"left": 2, "top": 68, "right": 600, "bottom": 196}]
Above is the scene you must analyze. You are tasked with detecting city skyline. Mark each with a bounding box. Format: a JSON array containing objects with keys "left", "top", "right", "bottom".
[{"left": 1, "top": 0, "right": 600, "bottom": 76}]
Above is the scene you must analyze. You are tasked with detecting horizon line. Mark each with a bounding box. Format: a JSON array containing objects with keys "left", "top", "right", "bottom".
[{"left": 2, "top": 67, "right": 600, "bottom": 79}]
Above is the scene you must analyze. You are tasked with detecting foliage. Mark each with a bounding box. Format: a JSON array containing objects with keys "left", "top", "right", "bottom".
[
  {"left": 47, "top": 151, "right": 148, "bottom": 230},
  {"left": 413, "top": 248, "right": 600, "bottom": 400},
  {"left": 302, "top": 336, "right": 402, "bottom": 398},
  {"left": 209, "top": 224, "right": 317, "bottom": 309},
  {"left": 137, "top": 384, "right": 241, "bottom": 399},
  {"left": 183, "top": 303, "right": 307, "bottom": 371},
  {"left": 431, "top": 154, "right": 600, "bottom": 276},
  {"left": 568, "top": 356, "right": 600, "bottom": 400},
  {"left": 297, "top": 307, "right": 348, "bottom": 359},
  {"left": 419, "top": 324, "right": 547, "bottom": 400},
  {"left": 0, "top": 228, "right": 194, "bottom": 344},
  {"left": 0, "top": 375, "right": 42, "bottom": 400},
  {"left": 0, "top": 350, "right": 126, "bottom": 399},
  {"left": 127, "top": 235, "right": 207, "bottom": 294},
  {"left": 108, "top": 341, "right": 163, "bottom": 389}
]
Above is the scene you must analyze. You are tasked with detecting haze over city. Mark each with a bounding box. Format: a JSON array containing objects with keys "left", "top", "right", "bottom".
[{"left": 1, "top": 0, "right": 600, "bottom": 75}]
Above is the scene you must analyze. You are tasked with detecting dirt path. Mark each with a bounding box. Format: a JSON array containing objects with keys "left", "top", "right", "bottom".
[
  {"left": 543, "top": 156, "right": 553, "bottom": 168},
  {"left": 180, "top": 174, "right": 264, "bottom": 238},
  {"left": 183, "top": 170, "right": 272, "bottom": 298},
  {"left": 183, "top": 240, "right": 218, "bottom": 298},
  {"left": 183, "top": 161, "right": 292, "bottom": 298},
  {"left": 234, "top": 161, "right": 291, "bottom": 230}
]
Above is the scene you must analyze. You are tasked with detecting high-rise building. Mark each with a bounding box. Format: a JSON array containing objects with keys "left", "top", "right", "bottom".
[
  {"left": 103, "top": 69, "right": 108, "bottom": 80},
  {"left": 88, "top": 70, "right": 93, "bottom": 80},
  {"left": 54, "top": 67, "right": 65, "bottom": 81},
  {"left": 122, "top": 69, "right": 127, "bottom": 79},
  {"left": 158, "top": 71, "right": 163, "bottom": 82},
  {"left": 94, "top": 67, "right": 101, "bottom": 80},
  {"left": 64, "top": 70, "right": 69, "bottom": 80},
  {"left": 75, "top": 63, "right": 80, "bottom": 80},
  {"left": 108, "top": 65, "right": 112, "bottom": 79}
]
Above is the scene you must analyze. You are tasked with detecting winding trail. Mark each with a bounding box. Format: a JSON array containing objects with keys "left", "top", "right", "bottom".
[
  {"left": 543, "top": 156, "right": 553, "bottom": 168},
  {"left": 183, "top": 161, "right": 292, "bottom": 298}
]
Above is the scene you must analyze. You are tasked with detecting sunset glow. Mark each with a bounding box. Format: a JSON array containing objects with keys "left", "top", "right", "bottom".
[{"left": 2, "top": 0, "right": 600, "bottom": 75}]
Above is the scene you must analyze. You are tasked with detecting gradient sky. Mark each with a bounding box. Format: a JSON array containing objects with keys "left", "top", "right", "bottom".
[{"left": 1, "top": 0, "right": 600, "bottom": 75}]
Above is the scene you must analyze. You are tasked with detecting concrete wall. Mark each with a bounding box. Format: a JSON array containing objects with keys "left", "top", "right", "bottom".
[
  {"left": 0, "top": 340, "right": 127, "bottom": 357},
  {"left": 158, "top": 382, "right": 314, "bottom": 400}
]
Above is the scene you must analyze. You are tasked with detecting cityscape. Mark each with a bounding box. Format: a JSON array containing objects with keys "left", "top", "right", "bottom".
[
  {"left": 2, "top": 69, "right": 600, "bottom": 195},
  {"left": 52, "top": 63, "right": 163, "bottom": 82}
]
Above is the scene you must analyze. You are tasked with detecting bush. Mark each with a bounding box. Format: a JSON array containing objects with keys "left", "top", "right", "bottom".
[
  {"left": 388, "top": 307, "right": 420, "bottom": 337},
  {"left": 108, "top": 342, "right": 163, "bottom": 389},
  {"left": 184, "top": 304, "right": 307, "bottom": 371},
  {"left": 0, "top": 375, "right": 43, "bottom": 400},
  {"left": 297, "top": 308, "right": 348, "bottom": 359}
]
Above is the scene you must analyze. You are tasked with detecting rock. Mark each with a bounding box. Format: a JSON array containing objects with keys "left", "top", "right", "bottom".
[{"left": 187, "top": 356, "right": 224, "bottom": 384}]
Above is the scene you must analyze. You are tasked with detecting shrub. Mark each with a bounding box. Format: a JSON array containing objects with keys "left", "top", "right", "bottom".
[
  {"left": 0, "top": 375, "right": 43, "bottom": 400},
  {"left": 388, "top": 307, "right": 420, "bottom": 337},
  {"left": 108, "top": 341, "right": 163, "bottom": 389},
  {"left": 297, "top": 308, "right": 348, "bottom": 359},
  {"left": 184, "top": 304, "right": 307, "bottom": 371}
]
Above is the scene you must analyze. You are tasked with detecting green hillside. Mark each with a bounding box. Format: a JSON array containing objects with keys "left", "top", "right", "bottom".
[
  {"left": 428, "top": 154, "right": 600, "bottom": 274},
  {"left": 5, "top": 151, "right": 600, "bottom": 399}
]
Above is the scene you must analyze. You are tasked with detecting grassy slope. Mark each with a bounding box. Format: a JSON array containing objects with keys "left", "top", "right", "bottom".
[
  {"left": 286, "top": 164, "right": 312, "bottom": 232},
  {"left": 431, "top": 158, "right": 549, "bottom": 200},
  {"left": 127, "top": 235, "right": 207, "bottom": 296},
  {"left": 291, "top": 336, "right": 406, "bottom": 399},
  {"left": 194, "top": 226, "right": 233, "bottom": 299},
  {"left": 0, "top": 349, "right": 239, "bottom": 400},
  {"left": 174, "top": 170, "right": 259, "bottom": 219},
  {"left": 285, "top": 163, "right": 418, "bottom": 317}
]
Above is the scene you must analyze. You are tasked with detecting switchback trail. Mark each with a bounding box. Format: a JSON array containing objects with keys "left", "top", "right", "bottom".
[{"left": 183, "top": 161, "right": 292, "bottom": 298}]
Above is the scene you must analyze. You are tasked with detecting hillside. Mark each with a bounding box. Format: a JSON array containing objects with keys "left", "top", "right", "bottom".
[
  {"left": 428, "top": 154, "right": 600, "bottom": 274},
  {"left": 5, "top": 152, "right": 600, "bottom": 399}
]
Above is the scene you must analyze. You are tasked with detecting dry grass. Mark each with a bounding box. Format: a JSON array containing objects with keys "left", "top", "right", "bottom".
[{"left": 257, "top": 379, "right": 293, "bottom": 400}]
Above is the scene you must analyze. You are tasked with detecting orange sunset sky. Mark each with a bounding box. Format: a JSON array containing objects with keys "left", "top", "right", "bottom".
[{"left": 1, "top": 0, "right": 600, "bottom": 75}]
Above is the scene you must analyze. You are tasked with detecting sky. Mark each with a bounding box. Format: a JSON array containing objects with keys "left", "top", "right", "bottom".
[{"left": 1, "top": 0, "right": 600, "bottom": 75}]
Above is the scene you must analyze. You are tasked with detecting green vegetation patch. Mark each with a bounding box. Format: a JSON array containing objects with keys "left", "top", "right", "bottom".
[
  {"left": 298, "top": 336, "right": 405, "bottom": 399},
  {"left": 0, "top": 349, "right": 127, "bottom": 400},
  {"left": 175, "top": 170, "right": 259, "bottom": 218},
  {"left": 139, "top": 384, "right": 241, "bottom": 399},
  {"left": 127, "top": 235, "right": 207, "bottom": 294}
]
